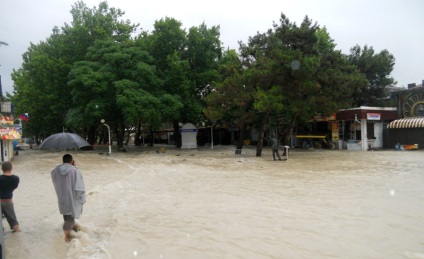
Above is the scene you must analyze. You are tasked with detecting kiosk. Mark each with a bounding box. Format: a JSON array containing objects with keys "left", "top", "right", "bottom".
[{"left": 180, "top": 123, "right": 198, "bottom": 149}]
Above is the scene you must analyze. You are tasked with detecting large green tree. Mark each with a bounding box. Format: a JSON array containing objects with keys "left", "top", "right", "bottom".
[
  {"left": 68, "top": 39, "right": 178, "bottom": 149},
  {"left": 237, "top": 15, "right": 323, "bottom": 156},
  {"left": 204, "top": 49, "right": 255, "bottom": 152},
  {"left": 12, "top": 31, "right": 72, "bottom": 141},
  {"left": 348, "top": 45, "right": 396, "bottom": 106},
  {"left": 63, "top": 1, "right": 138, "bottom": 145},
  {"left": 145, "top": 18, "right": 222, "bottom": 147},
  {"left": 184, "top": 22, "right": 222, "bottom": 99},
  {"left": 210, "top": 14, "right": 366, "bottom": 156},
  {"left": 12, "top": 1, "right": 138, "bottom": 145},
  {"left": 143, "top": 17, "right": 188, "bottom": 147}
]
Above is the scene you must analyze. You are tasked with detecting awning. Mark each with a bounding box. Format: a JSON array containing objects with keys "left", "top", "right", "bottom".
[{"left": 387, "top": 117, "right": 424, "bottom": 129}]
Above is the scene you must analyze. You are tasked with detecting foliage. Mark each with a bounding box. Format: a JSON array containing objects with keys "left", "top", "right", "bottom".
[
  {"left": 146, "top": 18, "right": 223, "bottom": 125},
  {"left": 68, "top": 39, "right": 171, "bottom": 148},
  {"left": 10, "top": 3, "right": 395, "bottom": 153},
  {"left": 11, "top": 1, "right": 222, "bottom": 149},
  {"left": 12, "top": 1, "right": 138, "bottom": 144},
  {"left": 207, "top": 14, "right": 367, "bottom": 156},
  {"left": 185, "top": 23, "right": 222, "bottom": 98},
  {"left": 348, "top": 45, "right": 396, "bottom": 106},
  {"left": 144, "top": 17, "right": 222, "bottom": 147},
  {"left": 12, "top": 33, "right": 73, "bottom": 139},
  {"left": 204, "top": 49, "right": 248, "bottom": 122}
]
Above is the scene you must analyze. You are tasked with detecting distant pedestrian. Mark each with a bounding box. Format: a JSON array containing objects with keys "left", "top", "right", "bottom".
[
  {"left": 0, "top": 161, "right": 21, "bottom": 232},
  {"left": 270, "top": 133, "right": 282, "bottom": 161},
  {"left": 51, "top": 154, "right": 86, "bottom": 242}
]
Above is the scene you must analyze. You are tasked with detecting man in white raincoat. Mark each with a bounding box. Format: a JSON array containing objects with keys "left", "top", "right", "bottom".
[{"left": 51, "top": 154, "right": 86, "bottom": 242}]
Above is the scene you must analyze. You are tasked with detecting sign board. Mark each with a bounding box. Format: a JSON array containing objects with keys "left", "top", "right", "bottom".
[
  {"left": 332, "top": 132, "right": 339, "bottom": 141},
  {"left": 312, "top": 113, "right": 336, "bottom": 121},
  {"left": 0, "top": 115, "right": 14, "bottom": 126},
  {"left": 0, "top": 101, "right": 12, "bottom": 113},
  {"left": 367, "top": 113, "right": 381, "bottom": 120},
  {"left": 0, "top": 127, "right": 21, "bottom": 140},
  {"left": 331, "top": 121, "right": 339, "bottom": 141}
]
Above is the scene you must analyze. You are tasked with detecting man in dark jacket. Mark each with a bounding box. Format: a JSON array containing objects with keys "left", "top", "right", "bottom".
[{"left": 0, "top": 161, "right": 20, "bottom": 232}]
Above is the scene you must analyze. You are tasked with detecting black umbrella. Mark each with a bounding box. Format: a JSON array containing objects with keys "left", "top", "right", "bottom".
[{"left": 39, "top": 132, "right": 91, "bottom": 150}]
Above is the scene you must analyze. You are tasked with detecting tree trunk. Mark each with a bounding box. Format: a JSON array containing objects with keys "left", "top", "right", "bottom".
[
  {"left": 255, "top": 110, "right": 271, "bottom": 157},
  {"left": 283, "top": 117, "right": 297, "bottom": 146},
  {"left": 116, "top": 126, "right": 124, "bottom": 151},
  {"left": 86, "top": 126, "right": 96, "bottom": 145},
  {"left": 134, "top": 123, "right": 142, "bottom": 146},
  {"left": 116, "top": 118, "right": 126, "bottom": 151},
  {"left": 125, "top": 129, "right": 130, "bottom": 145},
  {"left": 100, "top": 130, "right": 107, "bottom": 145},
  {"left": 235, "top": 121, "right": 247, "bottom": 154},
  {"left": 149, "top": 129, "right": 154, "bottom": 147},
  {"left": 173, "top": 120, "right": 181, "bottom": 148}
]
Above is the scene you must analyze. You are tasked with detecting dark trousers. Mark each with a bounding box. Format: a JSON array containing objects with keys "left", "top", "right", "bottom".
[
  {"left": 63, "top": 215, "right": 75, "bottom": 231},
  {"left": 272, "top": 148, "right": 281, "bottom": 160},
  {"left": 1, "top": 201, "right": 19, "bottom": 229}
]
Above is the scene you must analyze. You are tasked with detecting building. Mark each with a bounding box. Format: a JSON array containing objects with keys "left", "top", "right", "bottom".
[
  {"left": 386, "top": 81, "right": 424, "bottom": 149},
  {"left": 336, "top": 106, "right": 398, "bottom": 150},
  {"left": 0, "top": 101, "right": 22, "bottom": 161}
]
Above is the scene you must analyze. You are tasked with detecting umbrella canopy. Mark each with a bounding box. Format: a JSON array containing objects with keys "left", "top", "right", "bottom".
[{"left": 39, "top": 132, "right": 91, "bottom": 150}]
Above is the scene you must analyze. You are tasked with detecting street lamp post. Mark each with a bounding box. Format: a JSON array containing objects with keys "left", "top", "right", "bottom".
[{"left": 101, "top": 119, "right": 111, "bottom": 155}]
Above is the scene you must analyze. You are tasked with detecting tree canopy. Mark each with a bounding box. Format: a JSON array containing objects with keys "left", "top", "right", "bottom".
[
  {"left": 348, "top": 45, "right": 396, "bottom": 106},
  {"left": 11, "top": 1, "right": 223, "bottom": 149},
  {"left": 10, "top": 2, "right": 396, "bottom": 154},
  {"left": 206, "top": 14, "right": 367, "bottom": 156}
]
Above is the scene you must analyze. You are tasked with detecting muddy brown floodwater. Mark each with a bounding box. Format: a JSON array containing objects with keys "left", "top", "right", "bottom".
[{"left": 3, "top": 146, "right": 424, "bottom": 258}]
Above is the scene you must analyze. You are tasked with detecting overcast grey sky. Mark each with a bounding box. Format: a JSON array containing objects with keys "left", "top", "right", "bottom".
[{"left": 1, "top": 0, "right": 423, "bottom": 95}]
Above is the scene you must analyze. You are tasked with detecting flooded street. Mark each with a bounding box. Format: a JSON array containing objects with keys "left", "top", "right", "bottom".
[{"left": 4, "top": 146, "right": 424, "bottom": 258}]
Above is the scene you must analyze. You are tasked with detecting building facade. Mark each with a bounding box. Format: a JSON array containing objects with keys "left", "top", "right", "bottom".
[
  {"left": 0, "top": 101, "right": 22, "bottom": 161},
  {"left": 387, "top": 82, "right": 424, "bottom": 149}
]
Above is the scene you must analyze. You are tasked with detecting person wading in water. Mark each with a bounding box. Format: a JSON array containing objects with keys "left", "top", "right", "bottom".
[{"left": 51, "top": 154, "right": 86, "bottom": 242}]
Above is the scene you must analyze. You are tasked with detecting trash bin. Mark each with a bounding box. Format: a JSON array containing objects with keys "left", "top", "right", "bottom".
[{"left": 280, "top": 146, "right": 290, "bottom": 160}]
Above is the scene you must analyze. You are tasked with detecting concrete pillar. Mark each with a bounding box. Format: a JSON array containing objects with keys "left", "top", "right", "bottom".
[{"left": 361, "top": 119, "right": 368, "bottom": 151}]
